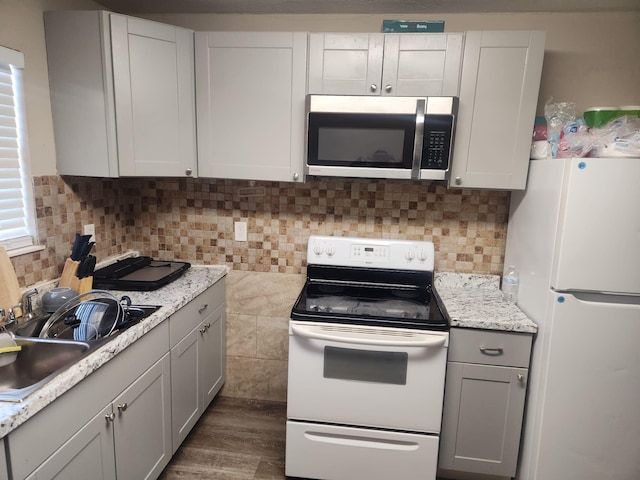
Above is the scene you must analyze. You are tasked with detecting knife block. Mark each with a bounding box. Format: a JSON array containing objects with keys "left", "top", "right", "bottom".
[{"left": 58, "top": 258, "right": 93, "bottom": 294}]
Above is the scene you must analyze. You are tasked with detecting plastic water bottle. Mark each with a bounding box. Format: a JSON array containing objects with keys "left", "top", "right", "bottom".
[{"left": 502, "top": 266, "right": 519, "bottom": 304}]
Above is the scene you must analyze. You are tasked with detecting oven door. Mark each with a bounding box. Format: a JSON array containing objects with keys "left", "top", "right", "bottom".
[{"left": 287, "top": 321, "right": 448, "bottom": 433}]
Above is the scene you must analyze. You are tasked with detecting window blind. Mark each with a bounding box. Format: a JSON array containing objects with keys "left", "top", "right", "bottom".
[{"left": 0, "top": 47, "right": 35, "bottom": 251}]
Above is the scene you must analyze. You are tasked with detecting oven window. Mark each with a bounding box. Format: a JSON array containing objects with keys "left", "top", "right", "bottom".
[{"left": 323, "top": 346, "right": 408, "bottom": 385}]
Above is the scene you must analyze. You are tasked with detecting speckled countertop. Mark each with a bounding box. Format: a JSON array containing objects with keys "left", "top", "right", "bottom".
[
  {"left": 435, "top": 272, "right": 537, "bottom": 334},
  {"left": 0, "top": 265, "right": 227, "bottom": 439}
]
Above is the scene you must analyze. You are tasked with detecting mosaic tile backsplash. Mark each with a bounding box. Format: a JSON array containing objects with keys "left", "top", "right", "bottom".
[{"left": 10, "top": 175, "right": 509, "bottom": 288}]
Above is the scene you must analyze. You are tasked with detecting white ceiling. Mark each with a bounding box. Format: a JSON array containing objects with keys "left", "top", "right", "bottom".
[{"left": 93, "top": 0, "right": 640, "bottom": 15}]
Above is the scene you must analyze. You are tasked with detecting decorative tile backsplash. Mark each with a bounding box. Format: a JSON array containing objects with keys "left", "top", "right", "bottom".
[{"left": 10, "top": 175, "right": 509, "bottom": 288}]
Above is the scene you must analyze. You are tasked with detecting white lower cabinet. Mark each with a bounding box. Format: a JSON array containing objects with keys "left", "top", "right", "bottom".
[
  {"left": 439, "top": 328, "right": 532, "bottom": 479},
  {"left": 7, "top": 278, "right": 226, "bottom": 480},
  {"left": 25, "top": 355, "right": 171, "bottom": 480},
  {"left": 25, "top": 405, "right": 116, "bottom": 480},
  {"left": 9, "top": 322, "right": 170, "bottom": 480},
  {"left": 170, "top": 283, "right": 226, "bottom": 452},
  {"left": 113, "top": 354, "right": 172, "bottom": 480},
  {"left": 286, "top": 420, "right": 440, "bottom": 480}
]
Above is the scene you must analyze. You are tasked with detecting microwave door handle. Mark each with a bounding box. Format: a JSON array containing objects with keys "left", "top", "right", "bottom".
[
  {"left": 290, "top": 323, "right": 446, "bottom": 348},
  {"left": 411, "top": 98, "right": 425, "bottom": 180}
]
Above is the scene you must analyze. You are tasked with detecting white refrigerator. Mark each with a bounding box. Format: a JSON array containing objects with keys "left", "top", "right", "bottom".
[{"left": 504, "top": 157, "right": 640, "bottom": 480}]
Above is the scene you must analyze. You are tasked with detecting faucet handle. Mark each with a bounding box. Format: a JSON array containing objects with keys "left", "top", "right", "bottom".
[{"left": 22, "top": 288, "right": 38, "bottom": 319}]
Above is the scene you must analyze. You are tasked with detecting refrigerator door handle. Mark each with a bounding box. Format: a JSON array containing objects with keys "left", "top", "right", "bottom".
[{"left": 558, "top": 291, "right": 640, "bottom": 306}]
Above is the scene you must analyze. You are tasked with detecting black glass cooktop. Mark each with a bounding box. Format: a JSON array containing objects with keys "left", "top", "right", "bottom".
[{"left": 291, "top": 265, "right": 449, "bottom": 331}]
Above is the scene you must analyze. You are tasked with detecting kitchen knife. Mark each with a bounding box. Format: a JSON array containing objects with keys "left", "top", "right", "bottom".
[
  {"left": 70, "top": 233, "right": 82, "bottom": 261},
  {"left": 77, "top": 255, "right": 96, "bottom": 279},
  {"left": 79, "top": 241, "right": 95, "bottom": 260}
]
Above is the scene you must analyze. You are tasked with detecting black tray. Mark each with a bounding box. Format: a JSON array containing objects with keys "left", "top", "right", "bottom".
[{"left": 92, "top": 256, "right": 191, "bottom": 291}]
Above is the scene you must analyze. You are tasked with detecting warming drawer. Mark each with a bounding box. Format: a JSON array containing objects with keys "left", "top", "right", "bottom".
[{"left": 286, "top": 420, "right": 439, "bottom": 480}]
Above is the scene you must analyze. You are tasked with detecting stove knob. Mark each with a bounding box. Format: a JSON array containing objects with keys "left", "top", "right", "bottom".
[
  {"left": 313, "top": 244, "right": 324, "bottom": 256},
  {"left": 326, "top": 245, "right": 336, "bottom": 257},
  {"left": 405, "top": 249, "right": 416, "bottom": 261},
  {"left": 417, "top": 249, "right": 429, "bottom": 262}
]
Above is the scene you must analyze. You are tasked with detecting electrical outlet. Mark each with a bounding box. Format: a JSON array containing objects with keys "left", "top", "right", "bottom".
[
  {"left": 83, "top": 224, "right": 95, "bottom": 242},
  {"left": 234, "top": 221, "right": 247, "bottom": 242}
]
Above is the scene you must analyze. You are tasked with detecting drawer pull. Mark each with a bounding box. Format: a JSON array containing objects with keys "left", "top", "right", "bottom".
[
  {"left": 105, "top": 413, "right": 115, "bottom": 422},
  {"left": 117, "top": 403, "right": 128, "bottom": 412},
  {"left": 198, "top": 304, "right": 208, "bottom": 314},
  {"left": 479, "top": 346, "right": 504, "bottom": 355}
]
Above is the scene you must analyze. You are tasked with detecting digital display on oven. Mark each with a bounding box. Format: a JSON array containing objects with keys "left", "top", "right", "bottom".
[{"left": 351, "top": 244, "right": 389, "bottom": 261}]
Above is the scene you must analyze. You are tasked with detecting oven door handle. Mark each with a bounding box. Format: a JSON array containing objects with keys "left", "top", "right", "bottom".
[{"left": 290, "top": 324, "right": 447, "bottom": 348}]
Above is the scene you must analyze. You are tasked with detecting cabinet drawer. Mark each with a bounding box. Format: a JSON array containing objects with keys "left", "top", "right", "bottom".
[
  {"left": 448, "top": 328, "right": 532, "bottom": 367},
  {"left": 169, "top": 280, "right": 225, "bottom": 347}
]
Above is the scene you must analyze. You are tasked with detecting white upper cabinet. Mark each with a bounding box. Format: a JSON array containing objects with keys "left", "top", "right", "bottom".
[
  {"left": 450, "top": 31, "right": 545, "bottom": 190},
  {"left": 308, "top": 33, "right": 463, "bottom": 96},
  {"left": 45, "top": 11, "right": 196, "bottom": 178},
  {"left": 196, "top": 32, "right": 307, "bottom": 182}
]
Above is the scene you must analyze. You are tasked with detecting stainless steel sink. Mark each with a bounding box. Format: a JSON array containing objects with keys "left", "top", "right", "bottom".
[
  {"left": 0, "top": 337, "right": 96, "bottom": 402},
  {"left": 0, "top": 303, "right": 161, "bottom": 402}
]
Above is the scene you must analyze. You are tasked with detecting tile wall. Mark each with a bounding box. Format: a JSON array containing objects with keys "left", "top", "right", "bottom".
[
  {"left": 12, "top": 176, "right": 510, "bottom": 286},
  {"left": 10, "top": 174, "right": 510, "bottom": 402}
]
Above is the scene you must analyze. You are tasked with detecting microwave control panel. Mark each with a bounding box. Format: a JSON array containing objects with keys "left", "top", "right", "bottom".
[{"left": 422, "top": 115, "right": 453, "bottom": 170}]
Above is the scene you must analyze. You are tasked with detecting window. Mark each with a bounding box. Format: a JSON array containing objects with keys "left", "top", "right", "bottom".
[{"left": 0, "top": 46, "right": 37, "bottom": 254}]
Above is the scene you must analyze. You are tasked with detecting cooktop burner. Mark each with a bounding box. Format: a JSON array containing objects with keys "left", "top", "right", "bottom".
[
  {"left": 292, "top": 278, "right": 447, "bottom": 331},
  {"left": 291, "top": 236, "right": 449, "bottom": 331}
]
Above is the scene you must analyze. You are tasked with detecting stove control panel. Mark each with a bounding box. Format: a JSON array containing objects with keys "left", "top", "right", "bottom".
[
  {"left": 307, "top": 235, "right": 434, "bottom": 271},
  {"left": 351, "top": 244, "right": 390, "bottom": 261}
]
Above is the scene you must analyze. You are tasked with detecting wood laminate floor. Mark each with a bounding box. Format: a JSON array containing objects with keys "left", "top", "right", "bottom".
[{"left": 159, "top": 396, "right": 288, "bottom": 480}]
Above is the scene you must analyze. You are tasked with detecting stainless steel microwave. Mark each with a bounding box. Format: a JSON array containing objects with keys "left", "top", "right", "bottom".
[{"left": 306, "top": 95, "right": 458, "bottom": 181}]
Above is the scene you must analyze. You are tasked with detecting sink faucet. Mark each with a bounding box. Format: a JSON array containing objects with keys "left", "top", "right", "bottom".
[{"left": 21, "top": 288, "right": 38, "bottom": 322}]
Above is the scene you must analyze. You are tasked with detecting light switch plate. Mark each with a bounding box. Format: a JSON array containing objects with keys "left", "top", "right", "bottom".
[{"left": 234, "top": 221, "right": 247, "bottom": 242}]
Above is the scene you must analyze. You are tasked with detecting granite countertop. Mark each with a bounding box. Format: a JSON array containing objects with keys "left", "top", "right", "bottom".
[
  {"left": 435, "top": 272, "right": 537, "bottom": 334},
  {"left": 0, "top": 265, "right": 228, "bottom": 438}
]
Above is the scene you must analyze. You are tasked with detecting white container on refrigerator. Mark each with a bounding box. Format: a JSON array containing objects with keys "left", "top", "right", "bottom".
[{"left": 504, "top": 157, "right": 640, "bottom": 480}]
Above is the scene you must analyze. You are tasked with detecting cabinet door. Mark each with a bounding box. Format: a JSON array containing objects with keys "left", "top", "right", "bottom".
[
  {"left": 25, "top": 405, "right": 116, "bottom": 480},
  {"left": 170, "top": 325, "right": 201, "bottom": 453},
  {"left": 44, "top": 10, "right": 119, "bottom": 177},
  {"left": 381, "top": 34, "right": 463, "bottom": 96},
  {"left": 196, "top": 31, "right": 306, "bottom": 182},
  {"left": 450, "top": 31, "right": 545, "bottom": 189},
  {"left": 439, "top": 363, "right": 527, "bottom": 477},
  {"left": 308, "top": 33, "right": 384, "bottom": 95},
  {"left": 200, "top": 304, "right": 226, "bottom": 407},
  {"left": 110, "top": 14, "right": 196, "bottom": 177},
  {"left": 113, "top": 353, "right": 172, "bottom": 480}
]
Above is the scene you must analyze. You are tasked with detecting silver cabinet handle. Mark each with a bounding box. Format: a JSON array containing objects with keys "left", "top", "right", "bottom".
[
  {"left": 105, "top": 412, "right": 115, "bottom": 422},
  {"left": 479, "top": 346, "right": 504, "bottom": 355},
  {"left": 455, "top": 176, "right": 462, "bottom": 185},
  {"left": 198, "top": 304, "right": 208, "bottom": 314},
  {"left": 385, "top": 84, "right": 392, "bottom": 93},
  {"left": 370, "top": 84, "right": 378, "bottom": 92},
  {"left": 185, "top": 168, "right": 193, "bottom": 176},
  {"left": 117, "top": 403, "right": 128, "bottom": 412},
  {"left": 517, "top": 374, "right": 525, "bottom": 382},
  {"left": 293, "top": 172, "right": 299, "bottom": 181},
  {"left": 199, "top": 322, "right": 211, "bottom": 334}
]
